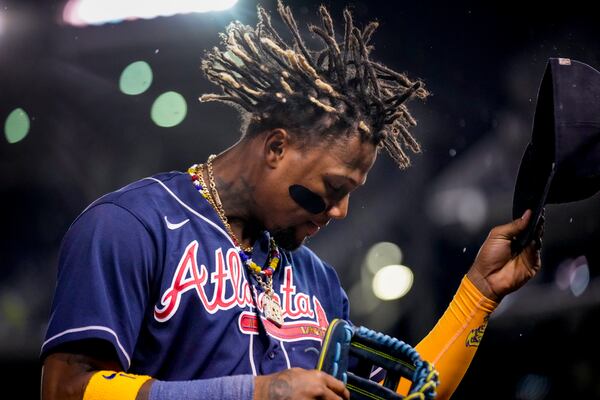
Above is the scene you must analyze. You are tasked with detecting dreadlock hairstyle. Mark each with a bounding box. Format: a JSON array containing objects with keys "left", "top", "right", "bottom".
[{"left": 200, "top": 0, "right": 429, "bottom": 168}]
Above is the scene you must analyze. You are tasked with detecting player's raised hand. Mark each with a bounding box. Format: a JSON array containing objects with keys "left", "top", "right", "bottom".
[
  {"left": 254, "top": 368, "right": 350, "bottom": 400},
  {"left": 467, "top": 209, "right": 543, "bottom": 302}
]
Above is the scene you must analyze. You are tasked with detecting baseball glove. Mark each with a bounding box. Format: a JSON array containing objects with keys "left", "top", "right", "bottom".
[{"left": 316, "top": 319, "right": 439, "bottom": 400}]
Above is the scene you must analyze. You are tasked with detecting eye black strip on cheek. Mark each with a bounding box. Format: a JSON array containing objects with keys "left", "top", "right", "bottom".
[{"left": 288, "top": 184, "right": 327, "bottom": 214}]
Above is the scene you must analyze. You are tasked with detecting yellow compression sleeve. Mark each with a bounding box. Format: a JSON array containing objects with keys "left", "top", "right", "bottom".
[
  {"left": 83, "top": 370, "right": 152, "bottom": 400},
  {"left": 397, "top": 275, "right": 497, "bottom": 399}
]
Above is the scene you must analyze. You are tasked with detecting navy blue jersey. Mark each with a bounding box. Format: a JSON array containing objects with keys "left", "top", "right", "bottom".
[{"left": 41, "top": 172, "right": 350, "bottom": 380}]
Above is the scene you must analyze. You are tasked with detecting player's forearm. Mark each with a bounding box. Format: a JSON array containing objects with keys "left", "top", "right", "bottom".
[
  {"left": 398, "top": 275, "right": 497, "bottom": 399},
  {"left": 42, "top": 352, "right": 122, "bottom": 400},
  {"left": 83, "top": 373, "right": 254, "bottom": 400},
  {"left": 146, "top": 375, "right": 254, "bottom": 400},
  {"left": 42, "top": 352, "right": 254, "bottom": 400}
]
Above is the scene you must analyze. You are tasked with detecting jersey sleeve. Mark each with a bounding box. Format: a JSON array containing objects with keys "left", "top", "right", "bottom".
[
  {"left": 41, "top": 202, "right": 156, "bottom": 370},
  {"left": 396, "top": 275, "right": 498, "bottom": 399},
  {"left": 340, "top": 286, "right": 350, "bottom": 321},
  {"left": 322, "top": 260, "right": 350, "bottom": 321}
]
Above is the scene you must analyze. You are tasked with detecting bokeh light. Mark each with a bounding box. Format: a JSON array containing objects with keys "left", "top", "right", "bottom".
[
  {"left": 515, "top": 373, "right": 551, "bottom": 400},
  {"left": 555, "top": 256, "right": 590, "bottom": 297},
  {"left": 4, "top": 108, "right": 31, "bottom": 144},
  {"left": 63, "top": 0, "right": 239, "bottom": 26},
  {"left": 151, "top": 91, "right": 187, "bottom": 128},
  {"left": 0, "top": 292, "right": 27, "bottom": 330},
  {"left": 119, "top": 61, "right": 153, "bottom": 95},
  {"left": 365, "top": 241, "right": 403, "bottom": 274},
  {"left": 570, "top": 261, "right": 590, "bottom": 297},
  {"left": 224, "top": 50, "right": 244, "bottom": 67},
  {"left": 372, "top": 264, "right": 414, "bottom": 301},
  {"left": 428, "top": 187, "right": 488, "bottom": 232}
]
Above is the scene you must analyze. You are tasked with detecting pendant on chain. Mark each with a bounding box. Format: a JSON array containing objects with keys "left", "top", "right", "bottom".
[{"left": 262, "top": 293, "right": 284, "bottom": 327}]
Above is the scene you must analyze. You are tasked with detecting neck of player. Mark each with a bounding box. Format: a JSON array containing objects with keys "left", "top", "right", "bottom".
[{"left": 207, "top": 139, "right": 264, "bottom": 250}]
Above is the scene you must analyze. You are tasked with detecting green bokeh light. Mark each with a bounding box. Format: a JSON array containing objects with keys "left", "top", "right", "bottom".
[
  {"left": 151, "top": 91, "right": 187, "bottom": 128},
  {"left": 4, "top": 108, "right": 31, "bottom": 144},
  {"left": 1, "top": 292, "right": 27, "bottom": 329},
  {"left": 224, "top": 50, "right": 244, "bottom": 67},
  {"left": 119, "top": 61, "right": 153, "bottom": 95}
]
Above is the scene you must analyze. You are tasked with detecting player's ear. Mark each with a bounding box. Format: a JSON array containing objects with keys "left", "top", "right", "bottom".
[{"left": 263, "top": 128, "right": 290, "bottom": 168}]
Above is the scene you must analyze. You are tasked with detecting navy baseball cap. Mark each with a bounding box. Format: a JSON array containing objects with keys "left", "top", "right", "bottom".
[{"left": 512, "top": 58, "right": 600, "bottom": 253}]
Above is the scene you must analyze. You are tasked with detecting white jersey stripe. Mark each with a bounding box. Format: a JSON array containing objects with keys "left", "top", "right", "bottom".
[
  {"left": 249, "top": 332, "right": 257, "bottom": 376},
  {"left": 42, "top": 325, "right": 131, "bottom": 367},
  {"left": 144, "top": 177, "right": 235, "bottom": 247},
  {"left": 280, "top": 340, "right": 291, "bottom": 369}
]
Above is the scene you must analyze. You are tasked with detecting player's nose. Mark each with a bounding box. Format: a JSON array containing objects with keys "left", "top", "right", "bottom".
[{"left": 326, "top": 196, "right": 349, "bottom": 220}]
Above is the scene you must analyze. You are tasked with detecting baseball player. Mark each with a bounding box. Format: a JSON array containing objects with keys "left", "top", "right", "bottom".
[{"left": 40, "top": 2, "right": 542, "bottom": 400}]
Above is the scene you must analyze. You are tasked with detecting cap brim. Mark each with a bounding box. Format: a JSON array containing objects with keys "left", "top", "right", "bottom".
[
  {"left": 511, "top": 60, "right": 556, "bottom": 253},
  {"left": 512, "top": 143, "right": 554, "bottom": 253}
]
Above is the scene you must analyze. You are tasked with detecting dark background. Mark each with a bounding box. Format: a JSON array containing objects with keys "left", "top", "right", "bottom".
[{"left": 1, "top": 0, "right": 599, "bottom": 398}]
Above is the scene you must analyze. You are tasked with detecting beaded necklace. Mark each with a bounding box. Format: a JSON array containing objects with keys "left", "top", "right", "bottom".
[{"left": 188, "top": 155, "right": 284, "bottom": 326}]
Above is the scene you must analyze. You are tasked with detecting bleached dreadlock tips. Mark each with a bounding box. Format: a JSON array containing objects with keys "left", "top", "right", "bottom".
[
  {"left": 199, "top": 1, "right": 428, "bottom": 168},
  {"left": 217, "top": 72, "right": 241, "bottom": 89},
  {"left": 308, "top": 96, "right": 337, "bottom": 113},
  {"left": 275, "top": 93, "right": 287, "bottom": 103},
  {"left": 280, "top": 77, "right": 294, "bottom": 94},
  {"left": 243, "top": 33, "right": 260, "bottom": 56},
  {"left": 314, "top": 79, "right": 337, "bottom": 97},
  {"left": 199, "top": 94, "right": 218, "bottom": 103},
  {"left": 358, "top": 121, "right": 371, "bottom": 134}
]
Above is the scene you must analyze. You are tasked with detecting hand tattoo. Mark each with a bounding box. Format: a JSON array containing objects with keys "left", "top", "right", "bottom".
[{"left": 268, "top": 376, "right": 292, "bottom": 400}]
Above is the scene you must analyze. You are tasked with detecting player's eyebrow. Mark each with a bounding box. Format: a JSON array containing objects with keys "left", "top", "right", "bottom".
[{"left": 328, "top": 174, "right": 362, "bottom": 188}]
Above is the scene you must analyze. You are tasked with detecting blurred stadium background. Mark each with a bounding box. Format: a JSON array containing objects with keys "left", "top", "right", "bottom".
[{"left": 1, "top": 0, "right": 599, "bottom": 397}]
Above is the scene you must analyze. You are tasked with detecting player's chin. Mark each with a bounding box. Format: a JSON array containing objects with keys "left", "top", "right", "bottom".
[{"left": 272, "top": 225, "right": 313, "bottom": 251}]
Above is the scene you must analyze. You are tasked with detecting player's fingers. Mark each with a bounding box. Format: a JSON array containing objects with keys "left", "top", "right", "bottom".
[
  {"left": 319, "top": 386, "right": 350, "bottom": 400},
  {"left": 539, "top": 208, "right": 545, "bottom": 235},
  {"left": 321, "top": 372, "right": 349, "bottom": 399},
  {"left": 490, "top": 209, "right": 532, "bottom": 239},
  {"left": 523, "top": 240, "right": 542, "bottom": 273},
  {"left": 534, "top": 210, "right": 545, "bottom": 244}
]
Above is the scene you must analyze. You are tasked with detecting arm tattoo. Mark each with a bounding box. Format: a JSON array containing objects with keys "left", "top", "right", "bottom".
[{"left": 55, "top": 353, "right": 96, "bottom": 371}]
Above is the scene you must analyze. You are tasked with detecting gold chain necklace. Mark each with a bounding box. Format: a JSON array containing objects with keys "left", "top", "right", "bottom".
[
  {"left": 197, "top": 155, "right": 252, "bottom": 253},
  {"left": 188, "top": 155, "right": 284, "bottom": 326}
]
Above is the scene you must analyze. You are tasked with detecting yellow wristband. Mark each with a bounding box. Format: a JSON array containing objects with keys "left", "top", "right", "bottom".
[{"left": 83, "top": 370, "right": 152, "bottom": 400}]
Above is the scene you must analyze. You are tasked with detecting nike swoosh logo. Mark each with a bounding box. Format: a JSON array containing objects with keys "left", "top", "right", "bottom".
[
  {"left": 164, "top": 216, "right": 190, "bottom": 230},
  {"left": 102, "top": 372, "right": 137, "bottom": 380}
]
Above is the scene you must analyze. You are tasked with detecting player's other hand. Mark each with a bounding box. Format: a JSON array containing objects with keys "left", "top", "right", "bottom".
[
  {"left": 467, "top": 209, "right": 543, "bottom": 302},
  {"left": 254, "top": 368, "right": 350, "bottom": 400}
]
